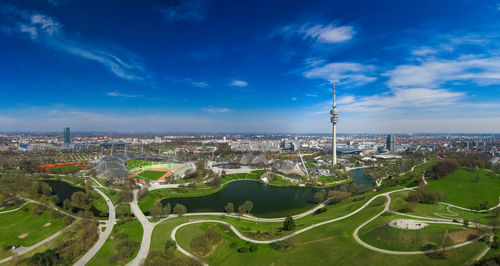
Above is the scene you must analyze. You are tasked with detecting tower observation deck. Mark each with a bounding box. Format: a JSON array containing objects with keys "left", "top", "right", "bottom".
[{"left": 330, "top": 83, "right": 339, "bottom": 165}]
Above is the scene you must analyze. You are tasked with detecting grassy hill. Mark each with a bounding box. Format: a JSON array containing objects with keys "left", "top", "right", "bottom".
[{"left": 428, "top": 167, "right": 500, "bottom": 209}]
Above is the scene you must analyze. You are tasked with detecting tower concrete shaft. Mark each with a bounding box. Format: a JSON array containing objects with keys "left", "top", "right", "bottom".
[{"left": 330, "top": 83, "right": 339, "bottom": 165}]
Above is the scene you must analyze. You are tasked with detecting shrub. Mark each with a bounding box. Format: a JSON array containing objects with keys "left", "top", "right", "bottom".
[
  {"left": 249, "top": 245, "right": 258, "bottom": 252},
  {"left": 237, "top": 247, "right": 249, "bottom": 253}
]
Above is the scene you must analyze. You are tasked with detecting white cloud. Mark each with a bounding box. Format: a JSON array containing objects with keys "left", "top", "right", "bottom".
[
  {"left": 385, "top": 55, "right": 500, "bottom": 88},
  {"left": 1, "top": 6, "right": 148, "bottom": 81},
  {"left": 156, "top": 0, "right": 210, "bottom": 23},
  {"left": 291, "top": 97, "right": 297, "bottom": 101},
  {"left": 47, "top": 0, "right": 71, "bottom": 6},
  {"left": 279, "top": 23, "right": 355, "bottom": 44},
  {"left": 107, "top": 91, "right": 141, "bottom": 98},
  {"left": 303, "top": 61, "right": 376, "bottom": 86},
  {"left": 189, "top": 80, "right": 209, "bottom": 88},
  {"left": 306, "top": 93, "right": 318, "bottom": 97},
  {"left": 203, "top": 107, "right": 231, "bottom": 113},
  {"left": 230, "top": 80, "right": 248, "bottom": 87}
]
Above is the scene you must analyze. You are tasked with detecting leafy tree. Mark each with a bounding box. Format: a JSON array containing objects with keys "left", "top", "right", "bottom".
[
  {"left": 283, "top": 216, "right": 296, "bottom": 231},
  {"left": 173, "top": 204, "right": 187, "bottom": 216},
  {"left": 224, "top": 202, "right": 234, "bottom": 213},
  {"left": 313, "top": 189, "right": 326, "bottom": 203},
  {"left": 162, "top": 203, "right": 171, "bottom": 216},
  {"left": 150, "top": 202, "right": 163, "bottom": 218},
  {"left": 164, "top": 239, "right": 177, "bottom": 259},
  {"left": 238, "top": 201, "right": 253, "bottom": 214}
]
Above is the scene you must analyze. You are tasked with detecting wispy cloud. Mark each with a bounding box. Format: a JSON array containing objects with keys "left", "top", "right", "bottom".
[
  {"left": 311, "top": 87, "right": 465, "bottom": 115},
  {"left": 230, "top": 80, "right": 248, "bottom": 87},
  {"left": 0, "top": 5, "right": 148, "bottom": 81},
  {"left": 306, "top": 93, "right": 318, "bottom": 97},
  {"left": 166, "top": 77, "right": 209, "bottom": 88},
  {"left": 156, "top": 0, "right": 210, "bottom": 23},
  {"left": 385, "top": 55, "right": 500, "bottom": 88},
  {"left": 278, "top": 23, "right": 355, "bottom": 44},
  {"left": 303, "top": 61, "right": 377, "bottom": 86},
  {"left": 47, "top": 0, "right": 71, "bottom": 6},
  {"left": 203, "top": 107, "right": 231, "bottom": 113},
  {"left": 107, "top": 91, "right": 141, "bottom": 98}
]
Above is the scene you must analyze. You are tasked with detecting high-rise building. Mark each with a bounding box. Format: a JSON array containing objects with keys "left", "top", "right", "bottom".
[
  {"left": 386, "top": 134, "right": 395, "bottom": 151},
  {"left": 330, "top": 83, "right": 339, "bottom": 165},
  {"left": 64, "top": 127, "right": 71, "bottom": 144}
]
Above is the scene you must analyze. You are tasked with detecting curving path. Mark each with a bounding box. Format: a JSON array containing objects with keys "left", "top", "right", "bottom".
[
  {"left": 0, "top": 202, "right": 29, "bottom": 214},
  {"left": 126, "top": 190, "right": 154, "bottom": 266},
  {"left": 170, "top": 187, "right": 488, "bottom": 264},
  {"left": 74, "top": 187, "right": 116, "bottom": 266},
  {"left": 0, "top": 223, "right": 74, "bottom": 264}
]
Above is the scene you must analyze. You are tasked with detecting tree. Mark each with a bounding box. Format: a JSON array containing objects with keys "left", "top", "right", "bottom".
[
  {"left": 224, "top": 202, "right": 234, "bottom": 213},
  {"left": 173, "top": 204, "right": 187, "bottom": 216},
  {"left": 327, "top": 190, "right": 352, "bottom": 204},
  {"left": 237, "top": 201, "right": 254, "bottom": 214},
  {"left": 313, "top": 189, "right": 326, "bottom": 203},
  {"left": 162, "top": 203, "right": 171, "bottom": 216},
  {"left": 490, "top": 208, "right": 500, "bottom": 231},
  {"left": 150, "top": 202, "right": 163, "bottom": 218},
  {"left": 164, "top": 240, "right": 177, "bottom": 259},
  {"left": 283, "top": 216, "right": 296, "bottom": 231}
]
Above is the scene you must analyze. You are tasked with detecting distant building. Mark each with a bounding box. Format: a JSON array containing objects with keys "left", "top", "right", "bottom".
[
  {"left": 386, "top": 134, "right": 395, "bottom": 151},
  {"left": 64, "top": 127, "right": 71, "bottom": 144}
]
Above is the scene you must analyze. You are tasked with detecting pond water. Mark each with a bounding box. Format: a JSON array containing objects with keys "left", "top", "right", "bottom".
[
  {"left": 161, "top": 180, "right": 321, "bottom": 218},
  {"left": 43, "top": 180, "right": 104, "bottom": 217},
  {"left": 350, "top": 168, "right": 375, "bottom": 187},
  {"left": 161, "top": 169, "right": 375, "bottom": 218}
]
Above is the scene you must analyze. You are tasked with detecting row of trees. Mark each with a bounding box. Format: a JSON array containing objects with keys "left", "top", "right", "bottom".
[
  {"left": 313, "top": 189, "right": 352, "bottom": 204},
  {"left": 150, "top": 202, "right": 187, "bottom": 218},
  {"left": 224, "top": 201, "right": 253, "bottom": 214}
]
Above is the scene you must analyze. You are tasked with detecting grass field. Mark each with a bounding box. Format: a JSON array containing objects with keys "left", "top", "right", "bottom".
[
  {"left": 0, "top": 203, "right": 65, "bottom": 250},
  {"left": 88, "top": 220, "right": 143, "bottom": 265},
  {"left": 147, "top": 195, "right": 485, "bottom": 265},
  {"left": 388, "top": 190, "right": 492, "bottom": 224},
  {"left": 136, "top": 170, "right": 169, "bottom": 180},
  {"left": 359, "top": 213, "right": 479, "bottom": 251},
  {"left": 427, "top": 168, "right": 500, "bottom": 209},
  {"left": 125, "top": 160, "right": 153, "bottom": 170}
]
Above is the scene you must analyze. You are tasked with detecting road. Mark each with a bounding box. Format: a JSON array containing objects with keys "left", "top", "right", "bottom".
[
  {"left": 74, "top": 187, "right": 116, "bottom": 266},
  {"left": 126, "top": 190, "right": 154, "bottom": 266}
]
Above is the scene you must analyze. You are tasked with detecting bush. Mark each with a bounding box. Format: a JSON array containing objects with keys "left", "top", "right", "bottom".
[
  {"left": 313, "top": 207, "right": 327, "bottom": 215},
  {"left": 249, "top": 245, "right": 258, "bottom": 252},
  {"left": 237, "top": 247, "right": 249, "bottom": 253},
  {"left": 270, "top": 239, "right": 295, "bottom": 250}
]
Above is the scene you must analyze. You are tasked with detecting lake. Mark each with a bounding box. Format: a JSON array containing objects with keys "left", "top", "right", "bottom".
[
  {"left": 161, "top": 169, "right": 374, "bottom": 218},
  {"left": 161, "top": 180, "right": 321, "bottom": 218}
]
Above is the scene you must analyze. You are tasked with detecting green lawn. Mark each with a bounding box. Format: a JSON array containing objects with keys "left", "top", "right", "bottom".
[
  {"left": 136, "top": 170, "right": 169, "bottom": 180},
  {"left": 148, "top": 196, "right": 485, "bottom": 266},
  {"left": 388, "top": 190, "right": 491, "bottom": 225},
  {"left": 125, "top": 159, "right": 153, "bottom": 171},
  {"left": 359, "top": 213, "right": 479, "bottom": 251},
  {"left": 427, "top": 168, "right": 500, "bottom": 209},
  {"left": 88, "top": 220, "right": 143, "bottom": 265},
  {"left": 0, "top": 203, "right": 65, "bottom": 250}
]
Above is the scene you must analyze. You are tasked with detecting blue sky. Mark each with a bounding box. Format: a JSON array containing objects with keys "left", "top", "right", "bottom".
[{"left": 0, "top": 0, "right": 499, "bottom": 133}]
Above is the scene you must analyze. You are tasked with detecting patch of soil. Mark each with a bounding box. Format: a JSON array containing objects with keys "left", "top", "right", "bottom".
[
  {"left": 448, "top": 230, "right": 479, "bottom": 244},
  {"left": 18, "top": 233, "right": 29, "bottom": 239},
  {"left": 43, "top": 222, "right": 51, "bottom": 227}
]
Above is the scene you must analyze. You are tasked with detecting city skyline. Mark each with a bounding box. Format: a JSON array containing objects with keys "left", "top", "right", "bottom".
[{"left": 1, "top": 0, "right": 500, "bottom": 133}]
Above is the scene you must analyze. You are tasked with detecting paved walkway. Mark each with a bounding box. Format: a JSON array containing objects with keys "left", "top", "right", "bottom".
[
  {"left": 126, "top": 190, "right": 154, "bottom": 266},
  {"left": 74, "top": 187, "right": 116, "bottom": 266},
  {"left": 0, "top": 223, "right": 74, "bottom": 264}
]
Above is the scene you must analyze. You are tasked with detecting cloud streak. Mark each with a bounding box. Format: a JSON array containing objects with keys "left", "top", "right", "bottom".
[
  {"left": 230, "top": 80, "right": 248, "bottom": 87},
  {"left": 156, "top": 0, "right": 210, "bottom": 23},
  {"left": 278, "top": 23, "right": 355, "bottom": 44},
  {"left": 0, "top": 5, "right": 148, "bottom": 81}
]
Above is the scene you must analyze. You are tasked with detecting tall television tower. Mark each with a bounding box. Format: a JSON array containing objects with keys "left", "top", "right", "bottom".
[{"left": 330, "top": 82, "right": 339, "bottom": 165}]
